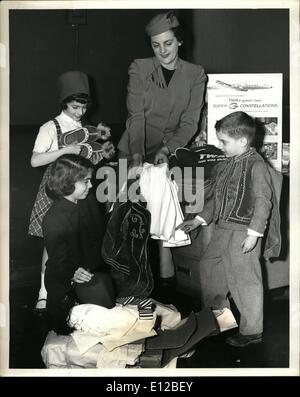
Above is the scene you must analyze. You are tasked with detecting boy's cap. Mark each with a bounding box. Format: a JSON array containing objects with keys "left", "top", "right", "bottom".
[
  {"left": 145, "top": 11, "right": 179, "bottom": 37},
  {"left": 58, "top": 71, "right": 90, "bottom": 103}
]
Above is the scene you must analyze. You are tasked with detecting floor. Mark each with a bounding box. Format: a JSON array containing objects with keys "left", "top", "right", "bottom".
[{"left": 9, "top": 280, "right": 289, "bottom": 369}]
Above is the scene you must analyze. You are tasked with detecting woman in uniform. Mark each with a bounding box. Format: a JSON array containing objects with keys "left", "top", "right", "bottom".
[{"left": 118, "top": 11, "right": 207, "bottom": 288}]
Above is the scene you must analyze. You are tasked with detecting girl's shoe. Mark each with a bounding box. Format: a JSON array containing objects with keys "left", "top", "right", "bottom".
[
  {"left": 80, "top": 141, "right": 116, "bottom": 164},
  {"left": 33, "top": 298, "right": 47, "bottom": 315},
  {"left": 59, "top": 125, "right": 111, "bottom": 147},
  {"left": 59, "top": 126, "right": 91, "bottom": 146}
]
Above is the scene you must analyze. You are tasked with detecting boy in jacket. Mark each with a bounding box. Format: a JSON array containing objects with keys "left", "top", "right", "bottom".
[{"left": 177, "top": 111, "right": 275, "bottom": 347}]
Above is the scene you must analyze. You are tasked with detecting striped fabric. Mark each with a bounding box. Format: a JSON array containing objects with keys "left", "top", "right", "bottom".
[{"left": 117, "top": 297, "right": 154, "bottom": 321}]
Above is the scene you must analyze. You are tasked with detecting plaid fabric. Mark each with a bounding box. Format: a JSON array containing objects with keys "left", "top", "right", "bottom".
[
  {"left": 28, "top": 119, "right": 62, "bottom": 237},
  {"left": 28, "top": 165, "right": 53, "bottom": 237}
]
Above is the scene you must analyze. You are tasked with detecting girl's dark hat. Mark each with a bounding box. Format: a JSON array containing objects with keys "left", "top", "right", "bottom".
[
  {"left": 145, "top": 11, "right": 179, "bottom": 37},
  {"left": 58, "top": 71, "right": 90, "bottom": 103}
]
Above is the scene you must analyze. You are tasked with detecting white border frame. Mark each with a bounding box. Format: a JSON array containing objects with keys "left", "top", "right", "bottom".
[{"left": 1, "top": 0, "right": 299, "bottom": 377}]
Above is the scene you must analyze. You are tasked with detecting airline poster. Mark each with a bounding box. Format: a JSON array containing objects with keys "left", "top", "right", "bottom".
[{"left": 207, "top": 74, "right": 283, "bottom": 171}]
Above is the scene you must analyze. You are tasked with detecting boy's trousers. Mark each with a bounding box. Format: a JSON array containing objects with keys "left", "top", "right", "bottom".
[{"left": 199, "top": 223, "right": 263, "bottom": 335}]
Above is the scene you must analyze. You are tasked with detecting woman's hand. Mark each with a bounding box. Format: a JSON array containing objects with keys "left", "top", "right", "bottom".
[
  {"left": 241, "top": 235, "right": 258, "bottom": 254},
  {"left": 63, "top": 143, "right": 82, "bottom": 155},
  {"left": 154, "top": 146, "right": 170, "bottom": 165},
  {"left": 131, "top": 153, "right": 143, "bottom": 167},
  {"left": 154, "top": 152, "right": 168, "bottom": 165},
  {"left": 72, "top": 267, "right": 94, "bottom": 284},
  {"left": 128, "top": 154, "right": 143, "bottom": 180},
  {"left": 175, "top": 218, "right": 203, "bottom": 234}
]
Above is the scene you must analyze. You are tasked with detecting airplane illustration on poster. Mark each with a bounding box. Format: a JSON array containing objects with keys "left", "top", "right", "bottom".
[{"left": 215, "top": 80, "right": 273, "bottom": 91}]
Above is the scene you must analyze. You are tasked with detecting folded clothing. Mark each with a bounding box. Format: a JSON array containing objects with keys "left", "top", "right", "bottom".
[
  {"left": 41, "top": 330, "right": 143, "bottom": 369},
  {"left": 68, "top": 299, "right": 182, "bottom": 353},
  {"left": 41, "top": 330, "right": 101, "bottom": 369},
  {"left": 139, "top": 163, "right": 190, "bottom": 247}
]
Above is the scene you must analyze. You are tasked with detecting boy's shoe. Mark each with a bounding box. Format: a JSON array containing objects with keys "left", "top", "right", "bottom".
[{"left": 226, "top": 332, "right": 262, "bottom": 347}]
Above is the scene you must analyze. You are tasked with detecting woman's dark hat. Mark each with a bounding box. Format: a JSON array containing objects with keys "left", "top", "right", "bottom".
[{"left": 145, "top": 11, "right": 179, "bottom": 37}]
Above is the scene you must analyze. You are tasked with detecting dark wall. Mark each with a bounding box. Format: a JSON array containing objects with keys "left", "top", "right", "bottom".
[
  {"left": 9, "top": 8, "right": 289, "bottom": 140},
  {"left": 9, "top": 8, "right": 290, "bottom": 284},
  {"left": 192, "top": 9, "right": 290, "bottom": 141},
  {"left": 9, "top": 9, "right": 162, "bottom": 126}
]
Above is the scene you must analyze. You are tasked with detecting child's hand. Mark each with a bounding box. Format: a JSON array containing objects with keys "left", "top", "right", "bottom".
[
  {"left": 241, "top": 235, "right": 258, "bottom": 254},
  {"left": 90, "top": 152, "right": 103, "bottom": 165},
  {"left": 96, "top": 122, "right": 111, "bottom": 140},
  {"left": 72, "top": 267, "right": 94, "bottom": 284},
  {"left": 176, "top": 218, "right": 203, "bottom": 234},
  {"left": 64, "top": 143, "right": 82, "bottom": 155},
  {"left": 101, "top": 141, "right": 115, "bottom": 159}
]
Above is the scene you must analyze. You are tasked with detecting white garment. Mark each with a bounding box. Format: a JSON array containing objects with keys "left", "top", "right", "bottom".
[
  {"left": 69, "top": 301, "right": 182, "bottom": 353},
  {"left": 69, "top": 304, "right": 156, "bottom": 353},
  {"left": 96, "top": 343, "right": 143, "bottom": 369},
  {"left": 41, "top": 331, "right": 70, "bottom": 368},
  {"left": 33, "top": 111, "right": 82, "bottom": 153},
  {"left": 42, "top": 302, "right": 182, "bottom": 369},
  {"left": 41, "top": 330, "right": 143, "bottom": 369},
  {"left": 152, "top": 300, "right": 182, "bottom": 330},
  {"left": 41, "top": 330, "right": 101, "bottom": 369},
  {"left": 139, "top": 163, "right": 191, "bottom": 247}
]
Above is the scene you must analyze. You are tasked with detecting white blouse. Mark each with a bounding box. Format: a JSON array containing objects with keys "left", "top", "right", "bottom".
[{"left": 33, "top": 111, "right": 82, "bottom": 153}]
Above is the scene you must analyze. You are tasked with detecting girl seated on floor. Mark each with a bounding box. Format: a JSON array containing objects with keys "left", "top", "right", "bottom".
[
  {"left": 29, "top": 70, "right": 114, "bottom": 314},
  {"left": 43, "top": 154, "right": 115, "bottom": 335}
]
